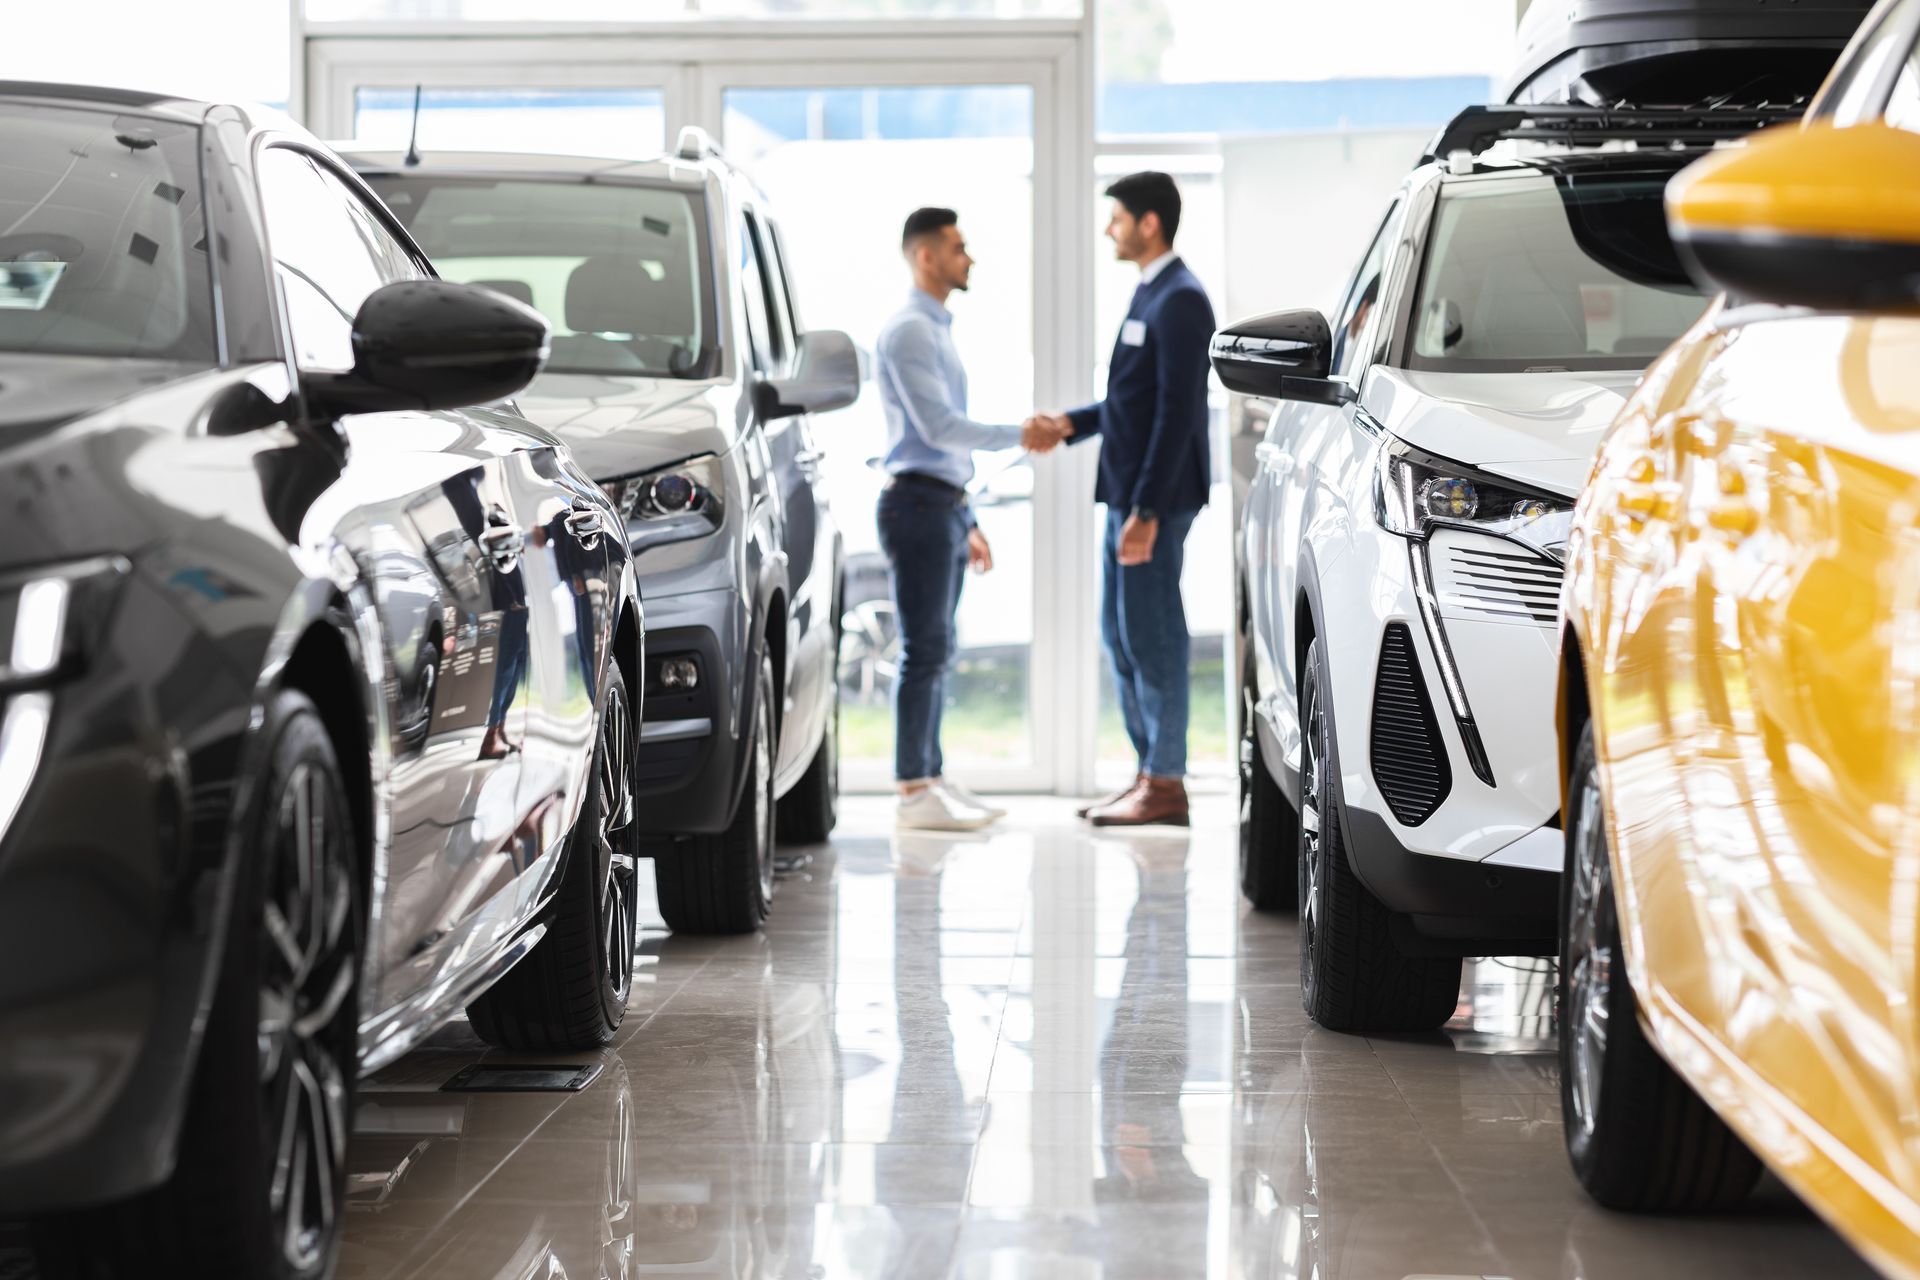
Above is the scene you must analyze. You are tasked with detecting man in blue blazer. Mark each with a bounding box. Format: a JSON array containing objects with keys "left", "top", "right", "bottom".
[{"left": 1047, "top": 172, "right": 1215, "bottom": 827}]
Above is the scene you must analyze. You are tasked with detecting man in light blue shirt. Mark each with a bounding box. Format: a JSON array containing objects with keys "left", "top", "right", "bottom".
[{"left": 874, "top": 206, "right": 1066, "bottom": 830}]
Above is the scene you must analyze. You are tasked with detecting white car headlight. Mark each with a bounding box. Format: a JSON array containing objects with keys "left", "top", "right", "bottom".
[
  {"left": 600, "top": 455, "right": 725, "bottom": 551},
  {"left": 1374, "top": 441, "right": 1573, "bottom": 561}
]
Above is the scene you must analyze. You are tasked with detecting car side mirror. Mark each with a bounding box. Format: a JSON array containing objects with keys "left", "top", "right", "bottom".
[
  {"left": 304, "top": 280, "right": 550, "bottom": 419},
  {"left": 1209, "top": 309, "right": 1354, "bottom": 407},
  {"left": 1668, "top": 121, "right": 1920, "bottom": 311},
  {"left": 754, "top": 329, "right": 865, "bottom": 421}
]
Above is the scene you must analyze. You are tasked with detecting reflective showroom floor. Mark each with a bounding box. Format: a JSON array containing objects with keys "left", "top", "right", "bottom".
[{"left": 335, "top": 795, "right": 1869, "bottom": 1280}]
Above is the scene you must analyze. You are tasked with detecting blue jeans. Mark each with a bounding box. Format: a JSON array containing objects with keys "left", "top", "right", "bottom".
[
  {"left": 1101, "top": 506, "right": 1198, "bottom": 779},
  {"left": 877, "top": 485, "right": 971, "bottom": 782}
]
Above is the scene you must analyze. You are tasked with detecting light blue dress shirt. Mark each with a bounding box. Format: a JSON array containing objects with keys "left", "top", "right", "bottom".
[{"left": 875, "top": 289, "right": 1021, "bottom": 489}]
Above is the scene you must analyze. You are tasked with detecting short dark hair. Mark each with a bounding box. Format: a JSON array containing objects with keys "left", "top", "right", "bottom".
[
  {"left": 1105, "top": 171, "right": 1182, "bottom": 245},
  {"left": 902, "top": 207, "right": 958, "bottom": 251}
]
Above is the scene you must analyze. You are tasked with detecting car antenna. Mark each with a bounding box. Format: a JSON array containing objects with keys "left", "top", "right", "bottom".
[{"left": 402, "top": 84, "right": 424, "bottom": 168}]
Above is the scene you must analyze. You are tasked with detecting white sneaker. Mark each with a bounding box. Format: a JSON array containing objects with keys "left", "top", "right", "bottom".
[
  {"left": 936, "top": 778, "right": 1007, "bottom": 821},
  {"left": 897, "top": 785, "right": 996, "bottom": 832}
]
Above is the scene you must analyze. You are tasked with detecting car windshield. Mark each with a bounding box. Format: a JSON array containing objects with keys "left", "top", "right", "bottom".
[
  {"left": 0, "top": 102, "right": 215, "bottom": 362},
  {"left": 366, "top": 173, "right": 715, "bottom": 379},
  {"left": 1405, "top": 172, "right": 1709, "bottom": 373}
]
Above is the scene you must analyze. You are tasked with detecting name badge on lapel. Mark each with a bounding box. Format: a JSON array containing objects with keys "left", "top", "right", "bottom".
[{"left": 1120, "top": 319, "right": 1147, "bottom": 347}]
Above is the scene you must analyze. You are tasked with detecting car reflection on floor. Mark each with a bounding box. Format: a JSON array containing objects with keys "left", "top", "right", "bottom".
[{"left": 333, "top": 796, "right": 1873, "bottom": 1280}]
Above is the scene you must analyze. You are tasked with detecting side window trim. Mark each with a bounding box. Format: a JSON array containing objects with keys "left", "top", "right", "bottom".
[
  {"left": 1330, "top": 198, "right": 1401, "bottom": 379},
  {"left": 1810, "top": 0, "right": 1920, "bottom": 124},
  {"left": 741, "top": 207, "right": 792, "bottom": 367}
]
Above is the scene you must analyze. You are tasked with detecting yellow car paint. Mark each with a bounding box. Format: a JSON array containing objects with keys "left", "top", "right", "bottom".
[
  {"left": 1669, "top": 122, "right": 1920, "bottom": 247},
  {"left": 1565, "top": 295, "right": 1920, "bottom": 1277}
]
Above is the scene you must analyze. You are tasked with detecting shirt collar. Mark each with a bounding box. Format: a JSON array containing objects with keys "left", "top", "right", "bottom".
[
  {"left": 1138, "top": 252, "right": 1179, "bottom": 287},
  {"left": 908, "top": 287, "right": 954, "bottom": 327}
]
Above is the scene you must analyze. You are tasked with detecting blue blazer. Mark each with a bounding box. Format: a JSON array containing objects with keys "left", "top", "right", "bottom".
[{"left": 1067, "top": 257, "right": 1215, "bottom": 516}]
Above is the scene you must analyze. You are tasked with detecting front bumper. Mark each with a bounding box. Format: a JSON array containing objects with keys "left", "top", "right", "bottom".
[
  {"left": 0, "top": 572, "right": 250, "bottom": 1214},
  {"left": 632, "top": 588, "right": 752, "bottom": 836},
  {"left": 1317, "top": 526, "right": 1565, "bottom": 945}
]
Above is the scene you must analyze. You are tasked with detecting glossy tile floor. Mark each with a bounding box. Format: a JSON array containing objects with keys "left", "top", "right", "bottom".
[{"left": 338, "top": 795, "right": 1874, "bottom": 1280}]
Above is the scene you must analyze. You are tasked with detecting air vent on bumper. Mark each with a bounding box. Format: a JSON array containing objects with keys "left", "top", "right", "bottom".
[
  {"left": 1432, "top": 536, "right": 1564, "bottom": 626},
  {"left": 1371, "top": 623, "right": 1452, "bottom": 827}
]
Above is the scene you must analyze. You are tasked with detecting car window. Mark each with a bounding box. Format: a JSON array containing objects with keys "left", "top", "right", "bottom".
[
  {"left": 737, "top": 218, "right": 776, "bottom": 373},
  {"left": 765, "top": 218, "right": 803, "bottom": 336},
  {"left": 1405, "top": 173, "right": 1710, "bottom": 374},
  {"left": 742, "top": 210, "right": 791, "bottom": 365},
  {"left": 1810, "top": 0, "right": 1917, "bottom": 125},
  {"left": 259, "top": 148, "right": 425, "bottom": 373},
  {"left": 0, "top": 102, "right": 215, "bottom": 363},
  {"left": 1331, "top": 201, "right": 1399, "bottom": 379},
  {"left": 366, "top": 172, "right": 714, "bottom": 379}
]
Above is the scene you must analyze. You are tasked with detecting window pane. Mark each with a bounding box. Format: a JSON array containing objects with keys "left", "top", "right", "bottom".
[
  {"left": 723, "top": 84, "right": 1038, "bottom": 776},
  {"left": 1407, "top": 176, "right": 1710, "bottom": 373},
  {"left": 0, "top": 103, "right": 214, "bottom": 364},
  {"left": 351, "top": 88, "right": 665, "bottom": 160},
  {"left": 364, "top": 173, "right": 712, "bottom": 379},
  {"left": 1097, "top": 0, "right": 1508, "bottom": 138}
]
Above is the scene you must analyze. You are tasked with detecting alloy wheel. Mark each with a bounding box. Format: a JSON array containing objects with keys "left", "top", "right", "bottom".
[
  {"left": 598, "top": 680, "right": 638, "bottom": 1010},
  {"left": 1299, "top": 676, "right": 1326, "bottom": 988},
  {"left": 754, "top": 685, "right": 775, "bottom": 904},
  {"left": 1566, "top": 769, "right": 1613, "bottom": 1144},
  {"left": 258, "top": 761, "right": 356, "bottom": 1277}
]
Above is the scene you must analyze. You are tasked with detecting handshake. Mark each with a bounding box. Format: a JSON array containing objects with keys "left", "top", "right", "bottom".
[{"left": 1020, "top": 412, "right": 1074, "bottom": 455}]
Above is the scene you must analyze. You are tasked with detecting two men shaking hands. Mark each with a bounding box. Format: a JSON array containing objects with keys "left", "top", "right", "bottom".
[{"left": 875, "top": 173, "right": 1216, "bottom": 831}]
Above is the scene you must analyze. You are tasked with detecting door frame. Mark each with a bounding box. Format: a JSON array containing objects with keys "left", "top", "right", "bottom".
[{"left": 301, "top": 20, "right": 1099, "bottom": 793}]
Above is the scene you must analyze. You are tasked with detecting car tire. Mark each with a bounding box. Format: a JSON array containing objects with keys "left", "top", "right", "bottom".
[
  {"left": 777, "top": 597, "right": 840, "bottom": 845},
  {"left": 1297, "top": 638, "right": 1460, "bottom": 1033},
  {"left": 468, "top": 662, "right": 640, "bottom": 1051},
  {"left": 1560, "top": 718, "right": 1762, "bottom": 1211},
  {"left": 653, "top": 653, "right": 777, "bottom": 935},
  {"left": 33, "top": 690, "right": 361, "bottom": 1280},
  {"left": 1239, "top": 636, "right": 1300, "bottom": 911}
]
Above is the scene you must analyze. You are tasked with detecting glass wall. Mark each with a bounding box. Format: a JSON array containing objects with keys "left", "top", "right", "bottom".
[
  {"left": 722, "top": 84, "right": 1039, "bottom": 781},
  {"left": 351, "top": 88, "right": 667, "bottom": 157}
]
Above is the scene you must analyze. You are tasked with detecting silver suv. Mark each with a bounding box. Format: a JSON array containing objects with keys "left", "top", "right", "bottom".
[{"left": 353, "top": 128, "right": 862, "bottom": 935}]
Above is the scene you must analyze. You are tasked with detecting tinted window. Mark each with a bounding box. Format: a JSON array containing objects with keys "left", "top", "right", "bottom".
[
  {"left": 737, "top": 219, "right": 775, "bottom": 373},
  {"left": 1330, "top": 201, "right": 1399, "bottom": 378},
  {"left": 367, "top": 173, "right": 713, "bottom": 379},
  {"left": 1405, "top": 174, "right": 1709, "bottom": 374},
  {"left": 0, "top": 102, "right": 213, "bottom": 362},
  {"left": 259, "top": 148, "right": 424, "bottom": 372}
]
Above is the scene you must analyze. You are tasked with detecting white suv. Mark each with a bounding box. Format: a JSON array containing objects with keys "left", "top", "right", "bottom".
[{"left": 1215, "top": 105, "right": 1787, "bottom": 1032}]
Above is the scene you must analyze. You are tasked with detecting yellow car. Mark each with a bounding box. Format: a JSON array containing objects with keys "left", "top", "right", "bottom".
[{"left": 1556, "top": 0, "right": 1920, "bottom": 1272}]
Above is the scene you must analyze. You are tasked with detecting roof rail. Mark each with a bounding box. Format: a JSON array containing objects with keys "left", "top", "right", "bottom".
[
  {"left": 676, "top": 125, "right": 722, "bottom": 162},
  {"left": 1418, "top": 102, "right": 1800, "bottom": 167}
]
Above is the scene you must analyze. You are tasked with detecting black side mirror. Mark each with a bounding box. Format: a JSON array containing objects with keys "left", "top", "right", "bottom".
[
  {"left": 305, "top": 280, "right": 550, "bottom": 418},
  {"left": 754, "top": 329, "right": 865, "bottom": 421},
  {"left": 1209, "top": 309, "right": 1353, "bottom": 407}
]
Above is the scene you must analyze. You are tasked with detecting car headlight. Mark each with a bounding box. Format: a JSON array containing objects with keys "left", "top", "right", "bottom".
[
  {"left": 1375, "top": 441, "right": 1573, "bottom": 561},
  {"left": 599, "top": 455, "right": 725, "bottom": 551}
]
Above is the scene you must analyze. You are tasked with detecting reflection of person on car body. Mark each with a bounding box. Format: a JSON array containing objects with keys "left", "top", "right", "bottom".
[
  {"left": 875, "top": 206, "right": 1069, "bottom": 832},
  {"left": 1037, "top": 173, "right": 1216, "bottom": 828}
]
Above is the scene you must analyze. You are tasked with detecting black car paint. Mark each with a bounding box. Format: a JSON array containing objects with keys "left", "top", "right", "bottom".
[{"left": 0, "top": 86, "right": 640, "bottom": 1214}]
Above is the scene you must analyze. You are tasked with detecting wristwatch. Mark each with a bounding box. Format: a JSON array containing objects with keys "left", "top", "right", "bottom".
[{"left": 1130, "top": 506, "right": 1160, "bottom": 524}]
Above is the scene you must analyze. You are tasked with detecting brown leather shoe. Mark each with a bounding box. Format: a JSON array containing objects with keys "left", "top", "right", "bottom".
[
  {"left": 1088, "top": 777, "right": 1190, "bottom": 828},
  {"left": 1076, "top": 775, "right": 1141, "bottom": 819}
]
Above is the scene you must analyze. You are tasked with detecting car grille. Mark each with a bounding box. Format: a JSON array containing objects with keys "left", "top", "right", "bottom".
[
  {"left": 1370, "top": 623, "right": 1451, "bottom": 828},
  {"left": 1433, "top": 541, "right": 1564, "bottom": 626}
]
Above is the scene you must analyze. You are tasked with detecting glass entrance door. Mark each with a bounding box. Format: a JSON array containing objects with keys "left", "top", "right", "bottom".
[{"left": 704, "top": 62, "right": 1069, "bottom": 791}]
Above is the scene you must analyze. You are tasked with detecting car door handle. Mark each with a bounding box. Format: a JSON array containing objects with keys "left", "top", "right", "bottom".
[
  {"left": 481, "top": 507, "right": 523, "bottom": 572},
  {"left": 565, "top": 497, "right": 605, "bottom": 551},
  {"left": 1254, "top": 442, "right": 1293, "bottom": 475}
]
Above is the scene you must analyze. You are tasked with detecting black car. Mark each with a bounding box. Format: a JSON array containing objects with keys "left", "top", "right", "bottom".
[{"left": 0, "top": 83, "right": 643, "bottom": 1278}]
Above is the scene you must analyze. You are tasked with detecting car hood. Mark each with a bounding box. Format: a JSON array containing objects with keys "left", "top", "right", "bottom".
[
  {"left": 0, "top": 354, "right": 211, "bottom": 439},
  {"left": 515, "top": 371, "right": 735, "bottom": 482},
  {"left": 1361, "top": 366, "right": 1644, "bottom": 497}
]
